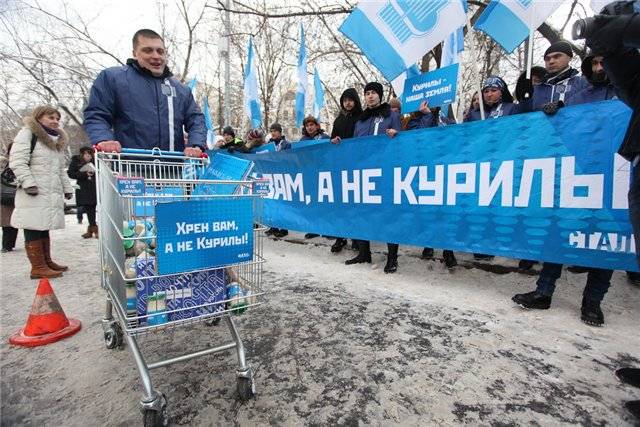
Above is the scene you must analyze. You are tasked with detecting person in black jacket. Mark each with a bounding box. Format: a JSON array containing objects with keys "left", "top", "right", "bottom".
[
  {"left": 329, "top": 88, "right": 363, "bottom": 253},
  {"left": 67, "top": 146, "right": 97, "bottom": 238},
  {"left": 583, "top": 2, "right": 640, "bottom": 420}
]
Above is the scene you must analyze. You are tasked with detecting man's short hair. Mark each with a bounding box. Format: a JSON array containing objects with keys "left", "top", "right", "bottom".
[{"left": 132, "top": 29, "right": 164, "bottom": 49}]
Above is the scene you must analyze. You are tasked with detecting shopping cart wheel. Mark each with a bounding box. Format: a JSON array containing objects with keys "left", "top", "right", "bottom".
[
  {"left": 143, "top": 394, "right": 169, "bottom": 427},
  {"left": 237, "top": 376, "right": 255, "bottom": 401},
  {"left": 104, "top": 323, "right": 123, "bottom": 349}
]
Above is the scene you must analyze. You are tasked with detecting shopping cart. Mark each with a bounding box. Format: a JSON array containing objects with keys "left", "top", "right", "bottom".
[{"left": 95, "top": 148, "right": 265, "bottom": 427}]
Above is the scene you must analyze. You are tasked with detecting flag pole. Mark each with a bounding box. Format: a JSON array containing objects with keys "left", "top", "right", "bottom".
[
  {"left": 465, "top": 15, "right": 485, "bottom": 120},
  {"left": 525, "top": 4, "right": 535, "bottom": 89}
]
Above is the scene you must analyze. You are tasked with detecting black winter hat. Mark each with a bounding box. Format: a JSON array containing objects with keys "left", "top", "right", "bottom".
[
  {"left": 544, "top": 41, "right": 573, "bottom": 58},
  {"left": 269, "top": 123, "right": 282, "bottom": 132},
  {"left": 222, "top": 126, "right": 235, "bottom": 137},
  {"left": 364, "top": 82, "right": 383, "bottom": 100}
]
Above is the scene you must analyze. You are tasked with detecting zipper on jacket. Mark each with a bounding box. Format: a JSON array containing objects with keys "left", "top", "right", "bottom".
[{"left": 154, "top": 81, "right": 161, "bottom": 149}]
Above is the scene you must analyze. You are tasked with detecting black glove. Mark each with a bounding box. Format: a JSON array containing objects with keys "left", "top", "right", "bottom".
[
  {"left": 227, "top": 146, "right": 236, "bottom": 154},
  {"left": 542, "top": 100, "right": 564, "bottom": 116},
  {"left": 24, "top": 186, "right": 38, "bottom": 196}
]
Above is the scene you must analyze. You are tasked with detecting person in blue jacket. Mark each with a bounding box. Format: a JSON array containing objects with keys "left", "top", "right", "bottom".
[
  {"left": 570, "top": 53, "right": 617, "bottom": 104},
  {"left": 345, "top": 82, "right": 402, "bottom": 273},
  {"left": 465, "top": 76, "right": 518, "bottom": 122},
  {"left": 300, "top": 116, "right": 330, "bottom": 141},
  {"left": 523, "top": 41, "right": 589, "bottom": 113},
  {"left": 265, "top": 123, "right": 290, "bottom": 239},
  {"left": 83, "top": 29, "right": 205, "bottom": 158}
]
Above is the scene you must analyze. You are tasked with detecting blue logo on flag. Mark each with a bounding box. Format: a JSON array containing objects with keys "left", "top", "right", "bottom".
[
  {"left": 516, "top": 0, "right": 533, "bottom": 8},
  {"left": 378, "top": 0, "right": 448, "bottom": 43}
]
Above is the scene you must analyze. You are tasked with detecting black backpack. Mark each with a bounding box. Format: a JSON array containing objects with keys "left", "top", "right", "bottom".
[{"left": 1, "top": 133, "right": 37, "bottom": 205}]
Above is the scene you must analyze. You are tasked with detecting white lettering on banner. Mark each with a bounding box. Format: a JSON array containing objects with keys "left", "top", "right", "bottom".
[
  {"left": 447, "top": 163, "right": 476, "bottom": 205},
  {"left": 412, "top": 78, "right": 442, "bottom": 92},
  {"left": 394, "top": 166, "right": 418, "bottom": 205},
  {"left": 285, "top": 173, "right": 305, "bottom": 202},
  {"left": 177, "top": 240, "right": 193, "bottom": 252},
  {"left": 559, "top": 157, "right": 604, "bottom": 209},
  {"left": 260, "top": 174, "right": 275, "bottom": 198},
  {"left": 212, "top": 221, "right": 237, "bottom": 231},
  {"left": 479, "top": 161, "right": 514, "bottom": 207},
  {"left": 196, "top": 233, "right": 249, "bottom": 249},
  {"left": 569, "top": 230, "right": 636, "bottom": 254},
  {"left": 613, "top": 154, "right": 630, "bottom": 209},
  {"left": 514, "top": 158, "right": 556, "bottom": 208},
  {"left": 418, "top": 165, "right": 444, "bottom": 205},
  {"left": 272, "top": 174, "right": 286, "bottom": 200},
  {"left": 362, "top": 168, "right": 383, "bottom": 204},
  {"left": 318, "top": 172, "right": 334, "bottom": 203},
  {"left": 342, "top": 170, "right": 360, "bottom": 203},
  {"left": 176, "top": 222, "right": 209, "bottom": 235}
]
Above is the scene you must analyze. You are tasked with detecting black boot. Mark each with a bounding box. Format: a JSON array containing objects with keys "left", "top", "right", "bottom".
[
  {"left": 421, "top": 247, "right": 434, "bottom": 260},
  {"left": 350, "top": 240, "right": 359, "bottom": 250},
  {"left": 330, "top": 238, "right": 347, "bottom": 253},
  {"left": 304, "top": 233, "right": 319, "bottom": 239},
  {"left": 345, "top": 241, "right": 371, "bottom": 265},
  {"left": 626, "top": 271, "right": 640, "bottom": 286},
  {"left": 518, "top": 259, "right": 537, "bottom": 270},
  {"left": 265, "top": 227, "right": 277, "bottom": 236},
  {"left": 616, "top": 368, "right": 640, "bottom": 388},
  {"left": 624, "top": 400, "right": 640, "bottom": 421},
  {"left": 384, "top": 244, "right": 398, "bottom": 273},
  {"left": 474, "top": 253, "right": 494, "bottom": 261},
  {"left": 512, "top": 291, "right": 552, "bottom": 309},
  {"left": 568, "top": 265, "right": 589, "bottom": 274},
  {"left": 274, "top": 229, "right": 288, "bottom": 238},
  {"left": 443, "top": 250, "right": 457, "bottom": 269},
  {"left": 580, "top": 297, "right": 604, "bottom": 326}
]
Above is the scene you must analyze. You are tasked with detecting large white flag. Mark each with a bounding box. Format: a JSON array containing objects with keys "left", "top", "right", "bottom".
[{"left": 339, "top": 0, "right": 467, "bottom": 81}]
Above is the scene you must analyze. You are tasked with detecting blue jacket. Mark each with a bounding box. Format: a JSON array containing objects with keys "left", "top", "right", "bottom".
[
  {"left": 83, "top": 60, "right": 206, "bottom": 151},
  {"left": 465, "top": 102, "right": 519, "bottom": 122},
  {"left": 570, "top": 84, "right": 617, "bottom": 105},
  {"left": 268, "top": 136, "right": 291, "bottom": 151},
  {"left": 354, "top": 103, "right": 402, "bottom": 137},
  {"left": 300, "top": 131, "right": 330, "bottom": 141},
  {"left": 530, "top": 68, "right": 589, "bottom": 110},
  {"left": 407, "top": 111, "right": 436, "bottom": 130}
]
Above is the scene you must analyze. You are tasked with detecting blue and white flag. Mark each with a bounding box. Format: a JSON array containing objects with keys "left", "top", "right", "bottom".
[
  {"left": 312, "top": 67, "right": 325, "bottom": 121},
  {"left": 187, "top": 76, "right": 197, "bottom": 98},
  {"left": 243, "top": 37, "right": 262, "bottom": 128},
  {"left": 475, "top": 0, "right": 564, "bottom": 53},
  {"left": 202, "top": 96, "right": 215, "bottom": 149},
  {"left": 441, "top": 26, "right": 464, "bottom": 67},
  {"left": 339, "top": 0, "right": 467, "bottom": 81},
  {"left": 391, "top": 64, "right": 421, "bottom": 100},
  {"left": 296, "top": 24, "right": 308, "bottom": 128}
]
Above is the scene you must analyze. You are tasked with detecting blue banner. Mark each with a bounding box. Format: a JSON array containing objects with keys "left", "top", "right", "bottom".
[
  {"left": 193, "top": 152, "right": 253, "bottom": 196},
  {"left": 402, "top": 64, "right": 459, "bottom": 113},
  {"left": 241, "top": 100, "right": 637, "bottom": 272},
  {"left": 155, "top": 199, "right": 254, "bottom": 275}
]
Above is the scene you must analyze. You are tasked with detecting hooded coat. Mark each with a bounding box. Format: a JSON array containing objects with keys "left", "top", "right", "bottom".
[
  {"left": 569, "top": 54, "right": 617, "bottom": 105},
  {"left": 331, "top": 88, "right": 363, "bottom": 139},
  {"left": 83, "top": 59, "right": 206, "bottom": 151},
  {"left": 465, "top": 77, "right": 519, "bottom": 122},
  {"left": 10, "top": 117, "right": 73, "bottom": 231},
  {"left": 354, "top": 103, "right": 402, "bottom": 137},
  {"left": 67, "top": 151, "right": 97, "bottom": 206}
]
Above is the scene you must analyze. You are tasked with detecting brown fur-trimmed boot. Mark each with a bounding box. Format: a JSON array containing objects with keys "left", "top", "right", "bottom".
[
  {"left": 25, "top": 240, "right": 63, "bottom": 279},
  {"left": 81, "top": 226, "right": 93, "bottom": 239},
  {"left": 42, "top": 237, "right": 68, "bottom": 272},
  {"left": 91, "top": 225, "right": 98, "bottom": 238}
]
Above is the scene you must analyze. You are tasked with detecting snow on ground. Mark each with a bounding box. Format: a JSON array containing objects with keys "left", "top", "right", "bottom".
[{"left": 1, "top": 217, "right": 640, "bottom": 426}]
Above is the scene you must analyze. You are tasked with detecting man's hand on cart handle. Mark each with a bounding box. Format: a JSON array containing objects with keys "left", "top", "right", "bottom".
[
  {"left": 183, "top": 146, "right": 203, "bottom": 158},
  {"left": 96, "top": 140, "right": 122, "bottom": 153}
]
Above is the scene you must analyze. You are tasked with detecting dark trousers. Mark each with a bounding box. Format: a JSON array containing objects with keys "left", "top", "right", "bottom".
[
  {"left": 76, "top": 205, "right": 84, "bottom": 222},
  {"left": 2, "top": 226, "right": 18, "bottom": 250},
  {"left": 535, "top": 262, "right": 613, "bottom": 303},
  {"left": 81, "top": 205, "right": 97, "bottom": 226},
  {"left": 629, "top": 162, "right": 640, "bottom": 267},
  {"left": 24, "top": 229, "right": 49, "bottom": 243}
]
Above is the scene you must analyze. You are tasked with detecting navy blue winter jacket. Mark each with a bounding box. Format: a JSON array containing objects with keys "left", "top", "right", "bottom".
[
  {"left": 406, "top": 111, "right": 436, "bottom": 130},
  {"left": 83, "top": 59, "right": 206, "bottom": 151},
  {"left": 465, "top": 102, "right": 519, "bottom": 122},
  {"left": 529, "top": 68, "right": 589, "bottom": 110},
  {"left": 300, "top": 131, "right": 330, "bottom": 141},
  {"left": 354, "top": 103, "right": 402, "bottom": 137},
  {"left": 268, "top": 136, "right": 291, "bottom": 151}
]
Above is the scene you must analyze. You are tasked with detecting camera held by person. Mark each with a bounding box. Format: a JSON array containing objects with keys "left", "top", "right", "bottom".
[{"left": 572, "top": 1, "right": 640, "bottom": 52}]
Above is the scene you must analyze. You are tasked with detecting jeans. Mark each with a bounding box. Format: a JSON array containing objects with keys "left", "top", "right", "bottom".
[{"left": 535, "top": 262, "right": 613, "bottom": 303}]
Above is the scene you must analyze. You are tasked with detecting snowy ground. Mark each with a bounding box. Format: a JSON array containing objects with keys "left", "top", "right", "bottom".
[{"left": 1, "top": 216, "right": 640, "bottom": 426}]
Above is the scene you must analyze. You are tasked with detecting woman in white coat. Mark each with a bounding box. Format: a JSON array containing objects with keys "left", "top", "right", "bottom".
[{"left": 10, "top": 106, "right": 74, "bottom": 279}]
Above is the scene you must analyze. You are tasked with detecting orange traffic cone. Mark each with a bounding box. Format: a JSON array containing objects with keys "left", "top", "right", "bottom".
[{"left": 9, "top": 278, "right": 81, "bottom": 347}]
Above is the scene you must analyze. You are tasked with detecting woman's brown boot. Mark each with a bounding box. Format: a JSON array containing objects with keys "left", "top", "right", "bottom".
[
  {"left": 25, "top": 240, "right": 63, "bottom": 279},
  {"left": 42, "top": 237, "right": 68, "bottom": 271},
  {"left": 82, "top": 226, "right": 93, "bottom": 238},
  {"left": 91, "top": 225, "right": 99, "bottom": 238}
]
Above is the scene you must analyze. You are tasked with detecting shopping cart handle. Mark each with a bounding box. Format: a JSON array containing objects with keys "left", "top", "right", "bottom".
[{"left": 120, "top": 148, "right": 186, "bottom": 157}]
